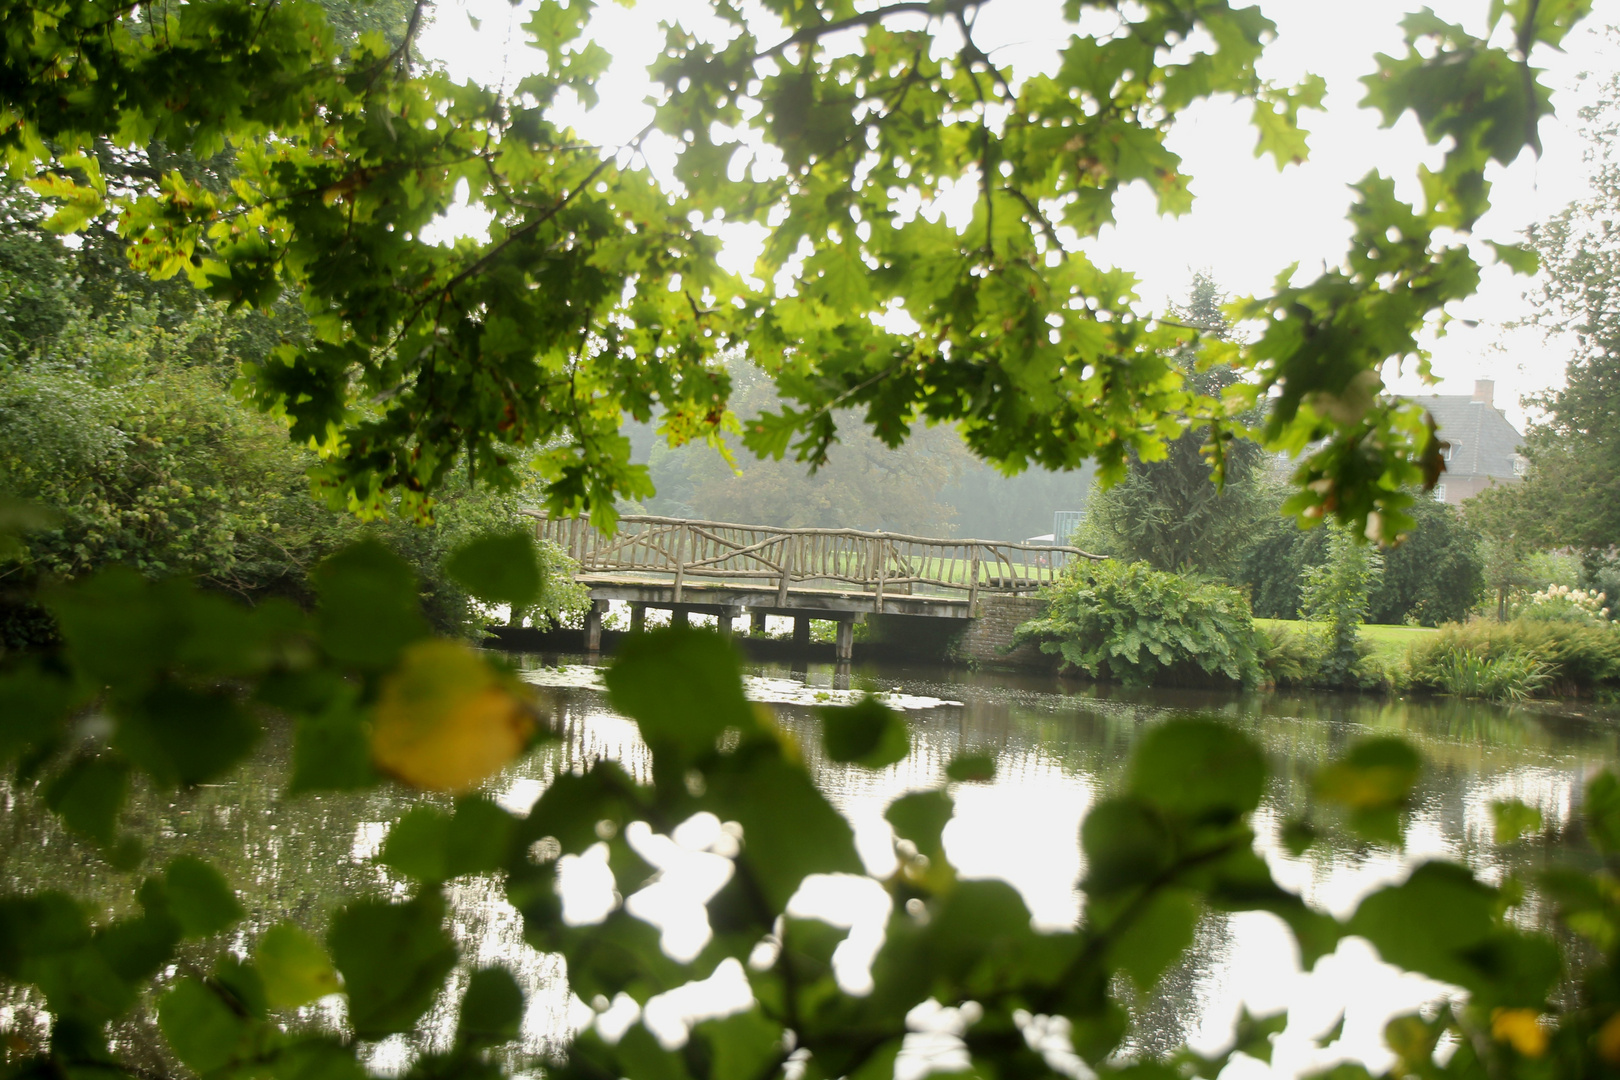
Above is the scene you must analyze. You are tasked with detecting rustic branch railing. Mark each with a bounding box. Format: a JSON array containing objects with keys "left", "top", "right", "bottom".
[{"left": 525, "top": 512, "right": 1103, "bottom": 606}]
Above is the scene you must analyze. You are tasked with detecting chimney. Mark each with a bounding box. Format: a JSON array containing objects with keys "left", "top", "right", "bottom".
[{"left": 1473, "top": 379, "right": 1494, "bottom": 407}]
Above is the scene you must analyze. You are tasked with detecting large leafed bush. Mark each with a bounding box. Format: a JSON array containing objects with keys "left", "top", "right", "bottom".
[{"left": 1013, "top": 560, "right": 1263, "bottom": 688}]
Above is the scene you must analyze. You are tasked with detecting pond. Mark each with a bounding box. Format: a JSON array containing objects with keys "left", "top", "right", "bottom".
[{"left": 1, "top": 653, "right": 1615, "bottom": 1078}]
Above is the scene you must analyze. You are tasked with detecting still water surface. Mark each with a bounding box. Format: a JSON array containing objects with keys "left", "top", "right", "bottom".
[{"left": 2, "top": 656, "right": 1616, "bottom": 1078}]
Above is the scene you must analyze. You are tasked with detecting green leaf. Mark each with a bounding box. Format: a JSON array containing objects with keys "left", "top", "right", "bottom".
[
  {"left": 380, "top": 807, "right": 453, "bottom": 883},
  {"left": 1347, "top": 861, "right": 1496, "bottom": 989},
  {"left": 1107, "top": 887, "right": 1201, "bottom": 992},
  {"left": 1487, "top": 240, "right": 1539, "bottom": 274},
  {"left": 117, "top": 683, "right": 260, "bottom": 787},
  {"left": 268, "top": 1038, "right": 368, "bottom": 1080},
  {"left": 1280, "top": 817, "right": 1317, "bottom": 856},
  {"left": 314, "top": 541, "right": 428, "bottom": 669},
  {"left": 45, "top": 756, "right": 129, "bottom": 845},
  {"left": 928, "top": 879, "right": 1040, "bottom": 989},
  {"left": 289, "top": 692, "right": 377, "bottom": 794},
  {"left": 1586, "top": 770, "right": 1620, "bottom": 853},
  {"left": 164, "top": 856, "right": 244, "bottom": 938},
  {"left": 0, "top": 892, "right": 90, "bottom": 977},
  {"left": 0, "top": 496, "right": 57, "bottom": 561},
  {"left": 945, "top": 752, "right": 996, "bottom": 782},
  {"left": 1231, "top": 1006, "right": 1288, "bottom": 1064},
  {"left": 381, "top": 799, "right": 518, "bottom": 883},
  {"left": 1491, "top": 799, "right": 1542, "bottom": 844},
  {"left": 457, "top": 966, "right": 524, "bottom": 1046},
  {"left": 885, "top": 789, "right": 954, "bottom": 859},
  {"left": 110, "top": 885, "right": 184, "bottom": 981},
  {"left": 523, "top": 762, "right": 641, "bottom": 855},
  {"left": 0, "top": 665, "right": 74, "bottom": 763},
  {"left": 255, "top": 924, "right": 341, "bottom": 1010},
  {"left": 1315, "top": 737, "right": 1421, "bottom": 810},
  {"left": 552, "top": 909, "right": 688, "bottom": 1004},
  {"left": 1081, "top": 797, "right": 1173, "bottom": 896},
  {"left": 328, "top": 894, "right": 458, "bottom": 1040},
  {"left": 445, "top": 528, "right": 545, "bottom": 610},
  {"left": 46, "top": 567, "right": 179, "bottom": 696},
  {"left": 1252, "top": 98, "right": 1310, "bottom": 168},
  {"left": 710, "top": 754, "right": 864, "bottom": 912},
  {"left": 446, "top": 796, "right": 518, "bottom": 877},
  {"left": 694, "top": 1011, "right": 786, "bottom": 1080},
  {"left": 213, "top": 956, "right": 269, "bottom": 1020},
  {"left": 606, "top": 628, "right": 756, "bottom": 755},
  {"left": 159, "top": 978, "right": 252, "bottom": 1074},
  {"left": 820, "top": 696, "right": 910, "bottom": 769},
  {"left": 1127, "top": 718, "right": 1264, "bottom": 822},
  {"left": 616, "top": 1023, "right": 700, "bottom": 1080}
]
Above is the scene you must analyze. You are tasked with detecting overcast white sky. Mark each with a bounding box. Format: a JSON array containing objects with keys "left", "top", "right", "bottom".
[{"left": 420, "top": 0, "right": 1619, "bottom": 428}]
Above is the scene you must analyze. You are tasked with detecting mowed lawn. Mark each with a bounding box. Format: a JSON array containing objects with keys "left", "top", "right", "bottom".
[{"left": 1255, "top": 618, "right": 1436, "bottom": 661}]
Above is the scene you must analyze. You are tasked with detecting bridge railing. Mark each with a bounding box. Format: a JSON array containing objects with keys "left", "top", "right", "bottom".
[{"left": 525, "top": 512, "right": 1102, "bottom": 607}]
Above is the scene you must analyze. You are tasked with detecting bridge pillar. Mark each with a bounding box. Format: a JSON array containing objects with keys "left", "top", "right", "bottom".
[
  {"left": 749, "top": 610, "right": 768, "bottom": 637},
  {"left": 629, "top": 604, "right": 646, "bottom": 633},
  {"left": 718, "top": 607, "right": 741, "bottom": 638},
  {"left": 834, "top": 618, "right": 855, "bottom": 662},
  {"left": 792, "top": 615, "right": 810, "bottom": 649},
  {"left": 583, "top": 600, "right": 608, "bottom": 653},
  {"left": 671, "top": 608, "right": 689, "bottom": 628}
]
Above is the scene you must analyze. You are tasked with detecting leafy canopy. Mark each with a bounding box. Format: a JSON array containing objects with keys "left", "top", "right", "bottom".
[{"left": 1, "top": 0, "right": 1583, "bottom": 538}]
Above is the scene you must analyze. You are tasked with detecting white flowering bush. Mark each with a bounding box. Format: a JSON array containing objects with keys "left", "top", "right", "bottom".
[{"left": 1515, "top": 584, "right": 1612, "bottom": 626}]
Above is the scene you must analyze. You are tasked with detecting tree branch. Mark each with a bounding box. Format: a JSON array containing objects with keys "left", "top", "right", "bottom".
[{"left": 756, "top": 2, "right": 958, "bottom": 62}]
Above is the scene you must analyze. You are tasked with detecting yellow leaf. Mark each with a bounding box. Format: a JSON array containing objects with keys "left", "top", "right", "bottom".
[
  {"left": 1490, "top": 1008, "right": 1548, "bottom": 1058},
  {"left": 371, "top": 641, "right": 537, "bottom": 793},
  {"left": 1598, "top": 1012, "right": 1620, "bottom": 1064}
]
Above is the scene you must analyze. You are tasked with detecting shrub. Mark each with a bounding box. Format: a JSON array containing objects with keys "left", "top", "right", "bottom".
[
  {"left": 1299, "top": 526, "right": 1383, "bottom": 686},
  {"left": 1012, "top": 560, "right": 1263, "bottom": 687},
  {"left": 0, "top": 309, "right": 584, "bottom": 643},
  {"left": 1515, "top": 584, "right": 1609, "bottom": 626},
  {"left": 1258, "top": 624, "right": 1396, "bottom": 692},
  {"left": 1257, "top": 623, "right": 1318, "bottom": 687},
  {"left": 1423, "top": 646, "right": 1552, "bottom": 702},
  {"left": 1406, "top": 619, "right": 1620, "bottom": 696}
]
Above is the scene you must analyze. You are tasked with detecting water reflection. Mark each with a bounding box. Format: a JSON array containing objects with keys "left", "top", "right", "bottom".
[{"left": 1, "top": 655, "right": 1616, "bottom": 1079}]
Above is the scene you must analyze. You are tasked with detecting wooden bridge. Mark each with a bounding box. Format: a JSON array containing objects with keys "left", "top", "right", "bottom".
[{"left": 526, "top": 513, "right": 1100, "bottom": 660}]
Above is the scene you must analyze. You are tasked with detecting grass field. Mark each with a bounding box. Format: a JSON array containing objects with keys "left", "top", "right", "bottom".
[{"left": 1256, "top": 618, "right": 1435, "bottom": 661}]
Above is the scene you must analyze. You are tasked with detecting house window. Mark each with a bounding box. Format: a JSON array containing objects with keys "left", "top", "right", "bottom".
[
  {"left": 1442, "top": 441, "right": 1462, "bottom": 463},
  {"left": 1433, "top": 483, "right": 1448, "bottom": 502},
  {"left": 1513, "top": 454, "right": 1528, "bottom": 477}
]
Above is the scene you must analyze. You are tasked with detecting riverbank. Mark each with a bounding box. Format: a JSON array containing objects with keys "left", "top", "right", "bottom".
[
  {"left": 1255, "top": 617, "right": 1620, "bottom": 702},
  {"left": 486, "top": 612, "right": 1620, "bottom": 704}
]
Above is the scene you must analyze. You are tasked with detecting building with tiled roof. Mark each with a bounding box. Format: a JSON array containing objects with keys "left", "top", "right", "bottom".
[{"left": 1416, "top": 380, "right": 1526, "bottom": 504}]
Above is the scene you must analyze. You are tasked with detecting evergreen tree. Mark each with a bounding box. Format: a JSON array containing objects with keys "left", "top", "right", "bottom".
[{"left": 1077, "top": 273, "right": 1267, "bottom": 575}]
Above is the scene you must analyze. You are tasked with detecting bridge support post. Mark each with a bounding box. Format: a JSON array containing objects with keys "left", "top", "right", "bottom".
[
  {"left": 671, "top": 608, "right": 689, "bottom": 628},
  {"left": 718, "top": 607, "right": 740, "bottom": 638},
  {"left": 792, "top": 616, "right": 810, "bottom": 649},
  {"left": 584, "top": 600, "right": 608, "bottom": 653},
  {"left": 834, "top": 618, "right": 855, "bottom": 663},
  {"left": 749, "top": 610, "right": 768, "bottom": 637},
  {"left": 630, "top": 604, "right": 646, "bottom": 634}
]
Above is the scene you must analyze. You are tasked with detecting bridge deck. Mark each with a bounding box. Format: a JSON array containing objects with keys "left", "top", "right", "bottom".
[
  {"left": 578, "top": 574, "right": 974, "bottom": 619},
  {"left": 530, "top": 512, "right": 1100, "bottom": 659}
]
